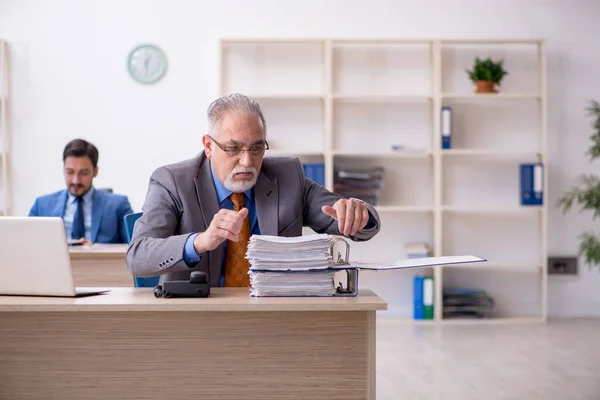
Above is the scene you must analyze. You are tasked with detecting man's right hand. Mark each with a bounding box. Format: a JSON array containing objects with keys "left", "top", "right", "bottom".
[{"left": 193, "top": 207, "right": 249, "bottom": 254}]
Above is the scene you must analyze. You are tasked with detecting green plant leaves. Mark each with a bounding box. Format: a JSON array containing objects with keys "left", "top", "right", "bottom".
[
  {"left": 557, "top": 99, "right": 600, "bottom": 268},
  {"left": 578, "top": 231, "right": 600, "bottom": 267},
  {"left": 585, "top": 100, "right": 600, "bottom": 161},
  {"left": 557, "top": 174, "right": 600, "bottom": 219},
  {"left": 465, "top": 57, "right": 508, "bottom": 84}
]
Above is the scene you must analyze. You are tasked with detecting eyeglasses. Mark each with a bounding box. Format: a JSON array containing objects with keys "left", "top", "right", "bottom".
[{"left": 207, "top": 135, "right": 269, "bottom": 157}]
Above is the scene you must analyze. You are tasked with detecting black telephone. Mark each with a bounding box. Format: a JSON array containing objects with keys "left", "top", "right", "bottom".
[{"left": 153, "top": 271, "right": 210, "bottom": 298}]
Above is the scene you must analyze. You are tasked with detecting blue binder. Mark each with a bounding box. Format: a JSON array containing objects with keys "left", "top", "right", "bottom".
[
  {"left": 303, "top": 163, "right": 325, "bottom": 186},
  {"left": 441, "top": 106, "right": 452, "bottom": 149},
  {"left": 520, "top": 163, "right": 543, "bottom": 205},
  {"left": 413, "top": 275, "right": 424, "bottom": 320}
]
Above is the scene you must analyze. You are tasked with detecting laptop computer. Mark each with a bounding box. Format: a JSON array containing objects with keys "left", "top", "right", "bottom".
[{"left": 0, "top": 216, "right": 110, "bottom": 297}]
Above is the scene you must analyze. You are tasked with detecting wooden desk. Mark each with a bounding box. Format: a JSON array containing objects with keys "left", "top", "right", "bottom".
[
  {"left": 0, "top": 288, "right": 386, "bottom": 400},
  {"left": 69, "top": 244, "right": 131, "bottom": 287}
]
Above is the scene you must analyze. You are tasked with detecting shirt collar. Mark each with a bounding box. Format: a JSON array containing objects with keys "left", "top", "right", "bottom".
[
  {"left": 67, "top": 187, "right": 95, "bottom": 205},
  {"left": 209, "top": 162, "right": 254, "bottom": 205}
]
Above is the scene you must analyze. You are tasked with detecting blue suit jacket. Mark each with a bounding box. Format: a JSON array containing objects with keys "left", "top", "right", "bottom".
[{"left": 28, "top": 189, "right": 133, "bottom": 243}]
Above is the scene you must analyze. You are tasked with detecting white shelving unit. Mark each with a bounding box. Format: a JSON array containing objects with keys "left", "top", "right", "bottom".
[
  {"left": 0, "top": 40, "right": 9, "bottom": 216},
  {"left": 220, "top": 38, "right": 547, "bottom": 323}
]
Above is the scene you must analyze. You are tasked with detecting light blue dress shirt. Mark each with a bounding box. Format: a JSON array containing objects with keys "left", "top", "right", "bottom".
[
  {"left": 64, "top": 188, "right": 94, "bottom": 241},
  {"left": 183, "top": 167, "right": 260, "bottom": 287}
]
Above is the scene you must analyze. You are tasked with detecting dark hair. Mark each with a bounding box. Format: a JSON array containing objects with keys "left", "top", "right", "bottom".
[{"left": 63, "top": 139, "right": 99, "bottom": 168}]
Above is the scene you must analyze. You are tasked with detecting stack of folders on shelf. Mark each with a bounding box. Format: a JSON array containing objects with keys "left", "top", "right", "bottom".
[
  {"left": 443, "top": 287, "right": 495, "bottom": 319},
  {"left": 247, "top": 233, "right": 487, "bottom": 297},
  {"left": 405, "top": 242, "right": 431, "bottom": 259},
  {"left": 334, "top": 166, "right": 384, "bottom": 205}
]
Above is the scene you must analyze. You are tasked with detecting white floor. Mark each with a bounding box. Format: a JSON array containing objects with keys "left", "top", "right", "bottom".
[{"left": 376, "top": 317, "right": 600, "bottom": 400}]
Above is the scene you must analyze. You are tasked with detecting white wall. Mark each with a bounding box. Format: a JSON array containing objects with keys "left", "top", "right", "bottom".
[{"left": 1, "top": 0, "right": 599, "bottom": 317}]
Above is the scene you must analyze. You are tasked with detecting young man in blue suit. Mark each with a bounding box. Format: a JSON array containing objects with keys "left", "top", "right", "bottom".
[{"left": 28, "top": 139, "right": 133, "bottom": 244}]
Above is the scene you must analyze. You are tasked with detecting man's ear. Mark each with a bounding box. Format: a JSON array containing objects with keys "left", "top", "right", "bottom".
[
  {"left": 93, "top": 167, "right": 99, "bottom": 178},
  {"left": 202, "top": 135, "right": 213, "bottom": 158}
]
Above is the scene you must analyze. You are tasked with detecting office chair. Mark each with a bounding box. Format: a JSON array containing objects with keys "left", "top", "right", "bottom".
[{"left": 123, "top": 212, "right": 160, "bottom": 288}]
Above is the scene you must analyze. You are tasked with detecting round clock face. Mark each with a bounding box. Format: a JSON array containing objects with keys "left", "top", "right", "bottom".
[{"left": 127, "top": 44, "right": 167, "bottom": 84}]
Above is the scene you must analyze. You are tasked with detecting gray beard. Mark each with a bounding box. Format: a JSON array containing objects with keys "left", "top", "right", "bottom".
[{"left": 224, "top": 167, "right": 258, "bottom": 193}]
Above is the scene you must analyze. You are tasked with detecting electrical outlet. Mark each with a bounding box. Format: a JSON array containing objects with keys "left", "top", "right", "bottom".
[{"left": 548, "top": 256, "right": 578, "bottom": 275}]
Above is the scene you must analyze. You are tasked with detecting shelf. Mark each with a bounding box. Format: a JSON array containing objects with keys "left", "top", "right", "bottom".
[
  {"left": 387, "top": 316, "right": 542, "bottom": 325},
  {"left": 375, "top": 205, "right": 433, "bottom": 213},
  {"left": 441, "top": 205, "right": 543, "bottom": 214},
  {"left": 332, "top": 94, "right": 431, "bottom": 103},
  {"left": 440, "top": 39, "right": 543, "bottom": 45},
  {"left": 380, "top": 318, "right": 436, "bottom": 325},
  {"left": 333, "top": 150, "right": 432, "bottom": 158},
  {"left": 441, "top": 92, "right": 541, "bottom": 99},
  {"left": 443, "top": 260, "right": 542, "bottom": 271},
  {"left": 222, "top": 39, "right": 324, "bottom": 44},
  {"left": 332, "top": 39, "right": 434, "bottom": 46},
  {"left": 441, "top": 149, "right": 542, "bottom": 158},
  {"left": 246, "top": 94, "right": 324, "bottom": 101},
  {"left": 266, "top": 150, "right": 323, "bottom": 157},
  {"left": 0, "top": 40, "right": 9, "bottom": 218},
  {"left": 221, "top": 38, "right": 548, "bottom": 323},
  {"left": 440, "top": 316, "right": 543, "bottom": 325}
]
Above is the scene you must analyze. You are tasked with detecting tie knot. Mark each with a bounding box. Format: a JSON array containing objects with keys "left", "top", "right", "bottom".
[
  {"left": 75, "top": 196, "right": 84, "bottom": 204},
  {"left": 231, "top": 192, "right": 245, "bottom": 209}
]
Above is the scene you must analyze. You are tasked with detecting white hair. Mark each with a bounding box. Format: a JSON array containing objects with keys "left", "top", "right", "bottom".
[{"left": 207, "top": 93, "right": 266, "bottom": 136}]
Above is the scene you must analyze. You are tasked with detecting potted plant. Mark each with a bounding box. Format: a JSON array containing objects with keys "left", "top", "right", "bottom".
[
  {"left": 465, "top": 57, "right": 508, "bottom": 94},
  {"left": 557, "top": 100, "right": 600, "bottom": 269}
]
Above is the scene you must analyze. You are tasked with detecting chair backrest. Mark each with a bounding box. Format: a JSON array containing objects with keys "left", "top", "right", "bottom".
[
  {"left": 123, "top": 212, "right": 160, "bottom": 288},
  {"left": 124, "top": 212, "right": 143, "bottom": 243}
]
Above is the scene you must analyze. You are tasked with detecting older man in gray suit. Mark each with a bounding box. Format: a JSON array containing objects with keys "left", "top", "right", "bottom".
[{"left": 126, "top": 93, "right": 381, "bottom": 287}]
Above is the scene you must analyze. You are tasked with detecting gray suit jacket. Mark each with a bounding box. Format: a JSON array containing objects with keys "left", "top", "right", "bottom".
[{"left": 126, "top": 153, "right": 381, "bottom": 287}]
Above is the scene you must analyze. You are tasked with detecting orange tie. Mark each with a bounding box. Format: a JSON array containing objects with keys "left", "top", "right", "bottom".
[{"left": 224, "top": 192, "right": 251, "bottom": 287}]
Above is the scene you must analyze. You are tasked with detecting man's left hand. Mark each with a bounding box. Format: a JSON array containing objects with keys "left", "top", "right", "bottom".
[
  {"left": 322, "top": 199, "right": 369, "bottom": 237},
  {"left": 74, "top": 237, "right": 93, "bottom": 246}
]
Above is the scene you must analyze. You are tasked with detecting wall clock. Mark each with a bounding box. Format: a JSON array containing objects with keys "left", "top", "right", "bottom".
[{"left": 127, "top": 44, "right": 167, "bottom": 84}]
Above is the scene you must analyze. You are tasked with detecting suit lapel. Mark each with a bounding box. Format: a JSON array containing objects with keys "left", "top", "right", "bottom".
[
  {"left": 255, "top": 172, "right": 278, "bottom": 235},
  {"left": 52, "top": 190, "right": 68, "bottom": 217},
  {"left": 193, "top": 155, "right": 223, "bottom": 283},
  {"left": 193, "top": 154, "right": 220, "bottom": 232},
  {"left": 91, "top": 189, "right": 105, "bottom": 243}
]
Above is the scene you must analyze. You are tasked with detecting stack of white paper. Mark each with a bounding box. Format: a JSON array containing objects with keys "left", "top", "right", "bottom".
[
  {"left": 246, "top": 234, "right": 336, "bottom": 297},
  {"left": 246, "top": 234, "right": 333, "bottom": 271},
  {"left": 249, "top": 271, "right": 336, "bottom": 297}
]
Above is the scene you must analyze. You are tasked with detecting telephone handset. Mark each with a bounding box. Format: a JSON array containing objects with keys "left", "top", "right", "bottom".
[{"left": 153, "top": 271, "right": 210, "bottom": 298}]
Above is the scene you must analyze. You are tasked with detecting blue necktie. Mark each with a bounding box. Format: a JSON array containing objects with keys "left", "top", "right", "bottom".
[{"left": 71, "top": 196, "right": 85, "bottom": 240}]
